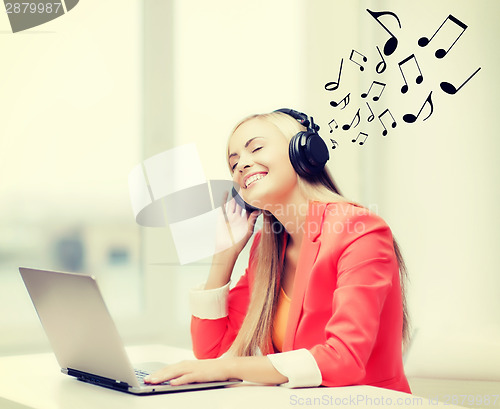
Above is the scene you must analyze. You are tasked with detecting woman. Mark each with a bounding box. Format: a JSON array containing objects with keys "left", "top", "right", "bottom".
[{"left": 145, "top": 109, "right": 411, "bottom": 393}]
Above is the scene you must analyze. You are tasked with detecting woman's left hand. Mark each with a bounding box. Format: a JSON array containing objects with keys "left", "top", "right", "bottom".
[{"left": 144, "top": 358, "right": 235, "bottom": 386}]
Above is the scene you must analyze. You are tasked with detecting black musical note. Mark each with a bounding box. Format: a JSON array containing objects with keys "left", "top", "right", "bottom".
[
  {"left": 330, "top": 139, "right": 339, "bottom": 149},
  {"left": 403, "top": 91, "right": 434, "bottom": 123},
  {"left": 349, "top": 49, "right": 367, "bottom": 72},
  {"left": 352, "top": 132, "right": 369, "bottom": 146},
  {"left": 325, "top": 59, "right": 344, "bottom": 92},
  {"left": 375, "top": 46, "right": 387, "bottom": 74},
  {"left": 418, "top": 14, "right": 467, "bottom": 59},
  {"left": 398, "top": 54, "right": 424, "bottom": 94},
  {"left": 361, "top": 81, "right": 386, "bottom": 102},
  {"left": 342, "top": 108, "right": 361, "bottom": 131},
  {"left": 366, "top": 9, "right": 402, "bottom": 56},
  {"left": 440, "top": 67, "right": 481, "bottom": 95},
  {"left": 330, "top": 93, "right": 350, "bottom": 110},
  {"left": 366, "top": 102, "right": 375, "bottom": 122},
  {"left": 328, "top": 118, "right": 339, "bottom": 133},
  {"left": 378, "top": 109, "right": 397, "bottom": 136}
]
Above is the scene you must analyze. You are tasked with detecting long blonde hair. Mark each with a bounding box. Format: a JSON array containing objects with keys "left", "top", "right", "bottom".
[{"left": 227, "top": 111, "right": 409, "bottom": 356}]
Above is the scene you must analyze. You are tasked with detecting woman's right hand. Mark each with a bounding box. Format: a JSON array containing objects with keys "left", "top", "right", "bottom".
[
  {"left": 205, "top": 194, "right": 260, "bottom": 290},
  {"left": 215, "top": 193, "right": 261, "bottom": 258}
]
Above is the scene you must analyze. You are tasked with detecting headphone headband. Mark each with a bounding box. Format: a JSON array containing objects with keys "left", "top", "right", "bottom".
[{"left": 274, "top": 108, "right": 320, "bottom": 132}]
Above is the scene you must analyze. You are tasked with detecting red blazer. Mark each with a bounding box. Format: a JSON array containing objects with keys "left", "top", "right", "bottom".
[{"left": 191, "top": 201, "right": 411, "bottom": 393}]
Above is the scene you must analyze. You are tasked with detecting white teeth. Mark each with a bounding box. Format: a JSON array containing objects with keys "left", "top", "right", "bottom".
[{"left": 245, "top": 173, "right": 266, "bottom": 188}]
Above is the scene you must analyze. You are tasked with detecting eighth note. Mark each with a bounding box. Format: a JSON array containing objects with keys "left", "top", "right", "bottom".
[
  {"left": 328, "top": 118, "right": 339, "bottom": 133},
  {"left": 342, "top": 108, "right": 361, "bottom": 131},
  {"left": 330, "top": 139, "right": 339, "bottom": 149},
  {"left": 330, "top": 93, "right": 350, "bottom": 110},
  {"left": 349, "top": 49, "right": 367, "bottom": 71},
  {"left": 361, "top": 81, "right": 386, "bottom": 101},
  {"left": 366, "top": 9, "right": 402, "bottom": 56},
  {"left": 440, "top": 67, "right": 481, "bottom": 95},
  {"left": 378, "top": 109, "right": 397, "bottom": 136},
  {"left": 352, "top": 132, "right": 369, "bottom": 146},
  {"left": 398, "top": 54, "right": 423, "bottom": 94},
  {"left": 418, "top": 14, "right": 467, "bottom": 59},
  {"left": 325, "top": 58, "right": 344, "bottom": 92},
  {"left": 403, "top": 91, "right": 434, "bottom": 123}
]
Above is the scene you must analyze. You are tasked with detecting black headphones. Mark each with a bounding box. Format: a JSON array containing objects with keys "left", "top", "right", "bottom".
[
  {"left": 232, "top": 108, "right": 330, "bottom": 213},
  {"left": 274, "top": 108, "right": 330, "bottom": 178}
]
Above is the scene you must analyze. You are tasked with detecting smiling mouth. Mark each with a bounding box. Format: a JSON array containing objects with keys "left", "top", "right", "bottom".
[{"left": 245, "top": 173, "right": 267, "bottom": 188}]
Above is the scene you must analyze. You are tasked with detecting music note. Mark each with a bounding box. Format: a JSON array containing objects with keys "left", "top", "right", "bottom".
[
  {"left": 328, "top": 118, "right": 339, "bottom": 133},
  {"left": 342, "top": 108, "right": 360, "bottom": 131},
  {"left": 349, "top": 49, "right": 367, "bottom": 71},
  {"left": 330, "top": 93, "right": 350, "bottom": 110},
  {"left": 325, "top": 59, "right": 344, "bottom": 92},
  {"left": 366, "top": 102, "right": 375, "bottom": 122},
  {"left": 378, "top": 109, "right": 397, "bottom": 136},
  {"left": 398, "top": 54, "right": 424, "bottom": 94},
  {"left": 375, "top": 46, "right": 387, "bottom": 74},
  {"left": 361, "top": 81, "right": 386, "bottom": 102},
  {"left": 352, "top": 132, "right": 369, "bottom": 146},
  {"left": 403, "top": 91, "right": 434, "bottom": 123},
  {"left": 366, "top": 9, "right": 402, "bottom": 56},
  {"left": 330, "top": 139, "right": 339, "bottom": 149},
  {"left": 440, "top": 67, "right": 481, "bottom": 95},
  {"left": 418, "top": 14, "right": 467, "bottom": 59}
]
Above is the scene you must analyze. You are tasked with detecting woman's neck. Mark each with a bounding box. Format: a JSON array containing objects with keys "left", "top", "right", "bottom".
[{"left": 267, "top": 190, "right": 309, "bottom": 248}]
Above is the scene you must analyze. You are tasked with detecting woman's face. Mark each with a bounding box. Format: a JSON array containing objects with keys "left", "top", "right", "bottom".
[{"left": 228, "top": 118, "right": 299, "bottom": 210}]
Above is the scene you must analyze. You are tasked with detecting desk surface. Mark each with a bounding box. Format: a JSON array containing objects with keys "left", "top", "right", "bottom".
[{"left": 0, "top": 345, "right": 465, "bottom": 409}]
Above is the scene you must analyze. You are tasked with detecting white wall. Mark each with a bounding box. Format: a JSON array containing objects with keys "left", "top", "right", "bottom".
[
  {"left": 172, "top": 0, "right": 307, "bottom": 179},
  {"left": 304, "top": 0, "right": 500, "bottom": 380},
  {"left": 377, "top": 0, "right": 500, "bottom": 380}
]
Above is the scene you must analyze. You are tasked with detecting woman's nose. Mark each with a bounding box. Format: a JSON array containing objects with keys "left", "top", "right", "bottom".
[{"left": 236, "top": 155, "right": 253, "bottom": 172}]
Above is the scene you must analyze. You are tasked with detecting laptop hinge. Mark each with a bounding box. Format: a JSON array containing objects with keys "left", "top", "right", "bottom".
[{"left": 66, "top": 368, "right": 130, "bottom": 391}]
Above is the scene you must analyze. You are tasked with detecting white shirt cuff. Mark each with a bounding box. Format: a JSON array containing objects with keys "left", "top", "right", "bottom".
[
  {"left": 267, "top": 349, "right": 322, "bottom": 388},
  {"left": 189, "top": 282, "right": 230, "bottom": 319}
]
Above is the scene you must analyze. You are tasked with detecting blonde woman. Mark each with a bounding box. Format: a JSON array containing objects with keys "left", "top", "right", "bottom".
[{"left": 145, "top": 109, "right": 411, "bottom": 393}]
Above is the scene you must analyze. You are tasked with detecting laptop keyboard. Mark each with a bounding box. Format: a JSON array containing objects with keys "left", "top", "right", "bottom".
[{"left": 135, "top": 369, "right": 170, "bottom": 385}]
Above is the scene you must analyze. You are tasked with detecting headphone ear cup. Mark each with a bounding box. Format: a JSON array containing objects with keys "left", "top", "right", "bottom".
[
  {"left": 289, "top": 131, "right": 309, "bottom": 178},
  {"left": 289, "top": 131, "right": 329, "bottom": 177},
  {"left": 305, "top": 132, "right": 329, "bottom": 171}
]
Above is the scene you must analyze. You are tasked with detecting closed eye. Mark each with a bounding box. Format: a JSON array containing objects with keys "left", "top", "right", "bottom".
[{"left": 230, "top": 146, "right": 263, "bottom": 171}]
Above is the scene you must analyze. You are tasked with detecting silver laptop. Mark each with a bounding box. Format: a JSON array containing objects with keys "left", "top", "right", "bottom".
[{"left": 19, "top": 267, "right": 240, "bottom": 395}]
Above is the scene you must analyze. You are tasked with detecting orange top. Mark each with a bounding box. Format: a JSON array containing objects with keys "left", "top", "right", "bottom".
[{"left": 272, "top": 287, "right": 291, "bottom": 352}]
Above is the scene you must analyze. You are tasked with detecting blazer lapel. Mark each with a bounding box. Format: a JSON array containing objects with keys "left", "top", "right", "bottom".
[{"left": 283, "top": 201, "right": 325, "bottom": 350}]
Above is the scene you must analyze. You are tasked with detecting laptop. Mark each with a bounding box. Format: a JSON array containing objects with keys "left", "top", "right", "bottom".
[{"left": 19, "top": 267, "right": 240, "bottom": 395}]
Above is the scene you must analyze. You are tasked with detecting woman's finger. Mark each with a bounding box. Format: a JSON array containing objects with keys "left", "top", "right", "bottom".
[
  {"left": 230, "top": 192, "right": 239, "bottom": 213},
  {"left": 169, "top": 373, "right": 196, "bottom": 386},
  {"left": 144, "top": 363, "right": 187, "bottom": 384},
  {"left": 221, "top": 191, "right": 229, "bottom": 219}
]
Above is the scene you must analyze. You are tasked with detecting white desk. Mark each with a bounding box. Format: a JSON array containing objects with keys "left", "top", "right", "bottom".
[{"left": 0, "top": 345, "right": 465, "bottom": 409}]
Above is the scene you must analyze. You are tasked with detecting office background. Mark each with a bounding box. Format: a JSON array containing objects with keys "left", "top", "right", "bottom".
[{"left": 1, "top": 0, "right": 498, "bottom": 384}]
